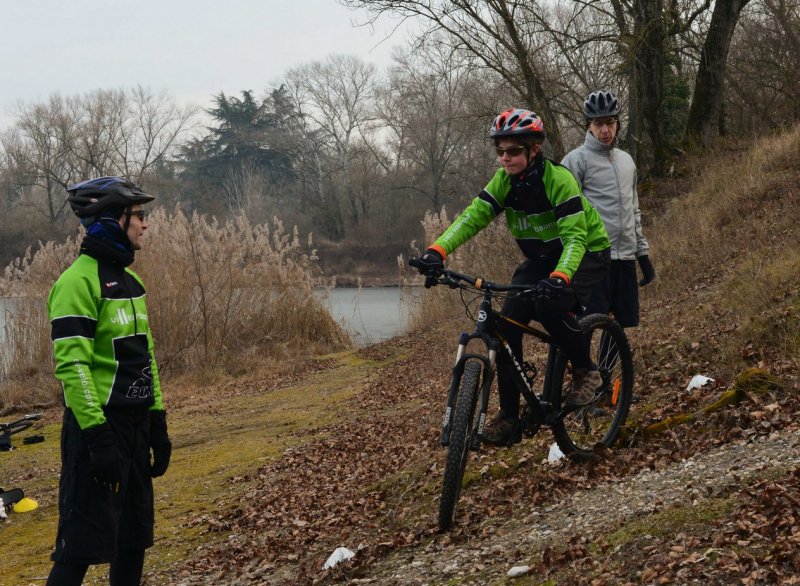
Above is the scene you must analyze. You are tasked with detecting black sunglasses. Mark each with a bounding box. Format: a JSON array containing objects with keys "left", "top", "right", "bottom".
[
  {"left": 495, "top": 146, "right": 527, "bottom": 157},
  {"left": 127, "top": 209, "right": 148, "bottom": 221}
]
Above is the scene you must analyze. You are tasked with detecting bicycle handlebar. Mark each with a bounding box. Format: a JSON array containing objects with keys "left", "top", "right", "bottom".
[{"left": 430, "top": 269, "right": 536, "bottom": 295}]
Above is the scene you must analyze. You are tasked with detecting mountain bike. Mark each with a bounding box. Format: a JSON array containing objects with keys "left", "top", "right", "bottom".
[{"left": 418, "top": 268, "right": 633, "bottom": 531}]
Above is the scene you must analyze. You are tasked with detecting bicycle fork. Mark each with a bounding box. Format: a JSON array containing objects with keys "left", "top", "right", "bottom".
[{"left": 439, "top": 333, "right": 496, "bottom": 448}]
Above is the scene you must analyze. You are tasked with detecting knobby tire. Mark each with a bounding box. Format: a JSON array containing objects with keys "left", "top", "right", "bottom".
[
  {"left": 438, "top": 360, "right": 482, "bottom": 531},
  {"left": 550, "top": 314, "right": 634, "bottom": 460}
]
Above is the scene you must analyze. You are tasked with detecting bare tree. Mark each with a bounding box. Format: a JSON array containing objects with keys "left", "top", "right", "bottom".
[
  {"left": 726, "top": 0, "right": 800, "bottom": 130},
  {"left": 377, "top": 41, "right": 482, "bottom": 212},
  {"left": 285, "top": 55, "right": 378, "bottom": 232},
  {"left": 114, "top": 86, "right": 198, "bottom": 179},
  {"left": 287, "top": 55, "right": 377, "bottom": 172},
  {"left": 685, "top": 0, "right": 754, "bottom": 144},
  {"left": 341, "top": 0, "right": 571, "bottom": 158},
  {"left": 5, "top": 88, "right": 197, "bottom": 222}
]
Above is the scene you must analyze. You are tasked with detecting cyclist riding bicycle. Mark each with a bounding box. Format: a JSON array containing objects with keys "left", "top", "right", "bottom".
[{"left": 413, "top": 108, "right": 611, "bottom": 446}]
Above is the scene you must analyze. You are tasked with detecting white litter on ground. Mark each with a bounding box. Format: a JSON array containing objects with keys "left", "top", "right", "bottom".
[
  {"left": 323, "top": 546, "right": 356, "bottom": 569},
  {"left": 507, "top": 565, "right": 531, "bottom": 577},
  {"left": 686, "top": 374, "right": 714, "bottom": 392},
  {"left": 548, "top": 442, "right": 565, "bottom": 462}
]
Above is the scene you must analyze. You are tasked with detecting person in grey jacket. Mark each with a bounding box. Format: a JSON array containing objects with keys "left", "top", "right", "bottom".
[{"left": 560, "top": 90, "right": 655, "bottom": 327}]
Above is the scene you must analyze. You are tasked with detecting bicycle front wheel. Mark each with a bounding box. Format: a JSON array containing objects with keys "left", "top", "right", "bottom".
[
  {"left": 550, "top": 314, "right": 634, "bottom": 460},
  {"left": 438, "top": 359, "right": 482, "bottom": 531}
]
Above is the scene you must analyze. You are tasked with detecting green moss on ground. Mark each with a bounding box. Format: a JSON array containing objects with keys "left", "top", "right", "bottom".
[
  {"left": 603, "top": 497, "right": 735, "bottom": 549},
  {"left": 1, "top": 350, "right": 384, "bottom": 586}
]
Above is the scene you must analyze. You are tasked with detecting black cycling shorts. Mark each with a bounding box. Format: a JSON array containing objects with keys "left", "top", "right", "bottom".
[
  {"left": 584, "top": 259, "right": 640, "bottom": 327},
  {"left": 51, "top": 407, "right": 154, "bottom": 565}
]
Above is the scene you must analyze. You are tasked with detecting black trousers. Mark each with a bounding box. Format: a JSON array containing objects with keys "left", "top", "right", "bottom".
[
  {"left": 584, "top": 259, "right": 640, "bottom": 327},
  {"left": 496, "top": 250, "right": 610, "bottom": 419},
  {"left": 51, "top": 407, "right": 154, "bottom": 565}
]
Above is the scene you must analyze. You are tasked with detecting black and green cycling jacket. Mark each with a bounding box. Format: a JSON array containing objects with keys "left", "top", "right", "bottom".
[
  {"left": 48, "top": 254, "right": 163, "bottom": 431},
  {"left": 432, "top": 156, "right": 610, "bottom": 283}
]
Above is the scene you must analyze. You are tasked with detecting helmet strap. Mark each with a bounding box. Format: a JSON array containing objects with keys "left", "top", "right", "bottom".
[{"left": 121, "top": 207, "right": 133, "bottom": 234}]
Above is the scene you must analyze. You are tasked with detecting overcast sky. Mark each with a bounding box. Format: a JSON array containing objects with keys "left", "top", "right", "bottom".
[{"left": 0, "top": 0, "right": 413, "bottom": 129}]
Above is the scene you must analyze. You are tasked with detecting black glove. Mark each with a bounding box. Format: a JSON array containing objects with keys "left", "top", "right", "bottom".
[
  {"left": 410, "top": 248, "right": 444, "bottom": 277},
  {"left": 537, "top": 276, "right": 568, "bottom": 300},
  {"left": 82, "top": 423, "right": 121, "bottom": 492},
  {"left": 637, "top": 255, "right": 656, "bottom": 286},
  {"left": 149, "top": 410, "right": 172, "bottom": 478}
]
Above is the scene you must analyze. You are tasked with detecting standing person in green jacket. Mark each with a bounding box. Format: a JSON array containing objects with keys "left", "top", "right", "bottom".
[
  {"left": 412, "top": 108, "right": 611, "bottom": 446},
  {"left": 560, "top": 90, "right": 655, "bottom": 329},
  {"left": 46, "top": 177, "right": 171, "bottom": 586}
]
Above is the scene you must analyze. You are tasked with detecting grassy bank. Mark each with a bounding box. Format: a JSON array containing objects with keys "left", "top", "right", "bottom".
[{"left": 1, "top": 351, "right": 381, "bottom": 586}]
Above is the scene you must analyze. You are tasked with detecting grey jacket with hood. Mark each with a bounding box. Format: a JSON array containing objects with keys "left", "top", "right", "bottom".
[{"left": 560, "top": 131, "right": 649, "bottom": 261}]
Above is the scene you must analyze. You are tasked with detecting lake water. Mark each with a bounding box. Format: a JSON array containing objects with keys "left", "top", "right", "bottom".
[{"left": 318, "top": 287, "right": 413, "bottom": 347}]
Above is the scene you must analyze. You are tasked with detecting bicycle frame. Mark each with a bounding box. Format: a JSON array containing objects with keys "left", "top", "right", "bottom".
[
  {"left": 0, "top": 413, "right": 42, "bottom": 451},
  {"left": 439, "top": 280, "right": 568, "bottom": 449},
  {"left": 422, "top": 265, "right": 635, "bottom": 530}
]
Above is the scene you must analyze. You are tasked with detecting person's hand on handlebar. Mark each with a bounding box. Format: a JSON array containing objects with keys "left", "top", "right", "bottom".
[
  {"left": 410, "top": 249, "right": 445, "bottom": 288},
  {"left": 410, "top": 248, "right": 444, "bottom": 276},
  {"left": 537, "top": 276, "right": 568, "bottom": 300}
]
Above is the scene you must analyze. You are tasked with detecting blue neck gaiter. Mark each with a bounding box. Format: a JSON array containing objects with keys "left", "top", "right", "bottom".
[{"left": 80, "top": 211, "right": 135, "bottom": 266}]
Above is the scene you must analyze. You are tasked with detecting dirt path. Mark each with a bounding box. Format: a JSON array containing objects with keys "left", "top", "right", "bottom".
[{"left": 361, "top": 424, "right": 800, "bottom": 585}]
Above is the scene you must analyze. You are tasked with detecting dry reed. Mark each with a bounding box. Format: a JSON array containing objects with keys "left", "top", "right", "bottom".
[
  {"left": 401, "top": 206, "right": 523, "bottom": 331},
  {"left": 641, "top": 125, "right": 800, "bottom": 377},
  {"left": 0, "top": 206, "right": 350, "bottom": 408}
]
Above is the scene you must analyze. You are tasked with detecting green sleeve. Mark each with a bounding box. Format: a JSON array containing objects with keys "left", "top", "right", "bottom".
[
  {"left": 544, "top": 163, "right": 589, "bottom": 280},
  {"left": 433, "top": 169, "right": 509, "bottom": 255},
  {"left": 48, "top": 269, "right": 106, "bottom": 430}
]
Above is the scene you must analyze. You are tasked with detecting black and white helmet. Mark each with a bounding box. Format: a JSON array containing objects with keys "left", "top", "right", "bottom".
[
  {"left": 67, "top": 176, "right": 154, "bottom": 218},
  {"left": 583, "top": 90, "right": 620, "bottom": 123}
]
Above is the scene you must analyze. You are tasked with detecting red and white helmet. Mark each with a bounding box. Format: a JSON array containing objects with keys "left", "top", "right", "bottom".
[{"left": 488, "top": 108, "right": 546, "bottom": 139}]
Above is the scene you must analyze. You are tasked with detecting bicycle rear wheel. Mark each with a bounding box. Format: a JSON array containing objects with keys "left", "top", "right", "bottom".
[
  {"left": 438, "top": 360, "right": 482, "bottom": 531},
  {"left": 550, "top": 314, "right": 633, "bottom": 460}
]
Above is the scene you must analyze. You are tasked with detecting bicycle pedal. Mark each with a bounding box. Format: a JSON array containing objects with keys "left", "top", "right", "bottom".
[{"left": 522, "top": 422, "right": 541, "bottom": 437}]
